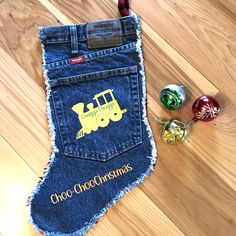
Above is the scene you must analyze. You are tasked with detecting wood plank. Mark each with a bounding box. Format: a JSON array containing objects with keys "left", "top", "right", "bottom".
[
  {"left": 145, "top": 43, "right": 236, "bottom": 190},
  {"left": 47, "top": 0, "right": 120, "bottom": 21},
  {"left": 91, "top": 189, "right": 184, "bottom": 236},
  {"left": 0, "top": 0, "right": 60, "bottom": 88},
  {"left": 131, "top": 0, "right": 236, "bottom": 97},
  {"left": 143, "top": 111, "right": 236, "bottom": 236},
  {"left": 141, "top": 12, "right": 236, "bottom": 190},
  {"left": 38, "top": 0, "right": 72, "bottom": 25},
  {"left": 208, "top": 0, "right": 236, "bottom": 22},
  {"left": 0, "top": 47, "right": 50, "bottom": 176},
  {"left": 142, "top": 24, "right": 219, "bottom": 96},
  {"left": 0, "top": 136, "right": 41, "bottom": 236}
]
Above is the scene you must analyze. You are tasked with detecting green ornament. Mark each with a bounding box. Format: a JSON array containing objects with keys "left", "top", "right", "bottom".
[{"left": 160, "top": 84, "right": 186, "bottom": 110}]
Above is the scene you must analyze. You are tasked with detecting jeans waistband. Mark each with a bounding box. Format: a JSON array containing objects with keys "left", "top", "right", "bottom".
[{"left": 39, "top": 15, "right": 138, "bottom": 45}]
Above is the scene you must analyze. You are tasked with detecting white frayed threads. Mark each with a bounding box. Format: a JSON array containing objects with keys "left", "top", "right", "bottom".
[
  {"left": 38, "top": 27, "right": 59, "bottom": 154},
  {"left": 133, "top": 14, "right": 157, "bottom": 169},
  {"left": 42, "top": 43, "right": 59, "bottom": 154},
  {"left": 27, "top": 37, "right": 59, "bottom": 234}
]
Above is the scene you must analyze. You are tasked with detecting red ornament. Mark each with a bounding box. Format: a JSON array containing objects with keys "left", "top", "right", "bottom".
[{"left": 192, "top": 95, "right": 220, "bottom": 122}]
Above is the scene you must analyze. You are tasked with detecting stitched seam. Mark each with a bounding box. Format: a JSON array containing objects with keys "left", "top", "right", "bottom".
[
  {"left": 64, "top": 138, "right": 142, "bottom": 161},
  {"left": 46, "top": 42, "right": 137, "bottom": 70},
  {"left": 50, "top": 66, "right": 138, "bottom": 87}
]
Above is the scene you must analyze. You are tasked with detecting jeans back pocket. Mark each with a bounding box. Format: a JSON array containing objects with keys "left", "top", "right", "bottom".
[{"left": 50, "top": 65, "right": 142, "bottom": 161}]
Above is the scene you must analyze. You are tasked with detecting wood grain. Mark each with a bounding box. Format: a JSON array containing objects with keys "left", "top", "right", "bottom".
[
  {"left": 0, "top": 0, "right": 59, "bottom": 87},
  {"left": 0, "top": 136, "right": 40, "bottom": 236},
  {"left": 132, "top": 0, "right": 236, "bottom": 97},
  {"left": 144, "top": 111, "right": 236, "bottom": 235},
  {"left": 208, "top": 0, "right": 236, "bottom": 22},
  {"left": 132, "top": 1, "right": 236, "bottom": 189},
  {"left": 0, "top": 47, "right": 50, "bottom": 176},
  {"left": 91, "top": 189, "right": 185, "bottom": 236},
  {"left": 0, "top": 0, "right": 235, "bottom": 235}
]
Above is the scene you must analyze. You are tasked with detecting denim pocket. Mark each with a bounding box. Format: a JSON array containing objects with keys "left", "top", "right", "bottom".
[{"left": 50, "top": 65, "right": 142, "bottom": 161}]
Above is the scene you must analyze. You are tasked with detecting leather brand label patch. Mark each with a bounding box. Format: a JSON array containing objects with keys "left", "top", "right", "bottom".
[{"left": 86, "top": 19, "right": 123, "bottom": 49}]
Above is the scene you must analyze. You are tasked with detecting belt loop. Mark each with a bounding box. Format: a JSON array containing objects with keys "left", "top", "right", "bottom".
[{"left": 70, "top": 25, "right": 79, "bottom": 55}]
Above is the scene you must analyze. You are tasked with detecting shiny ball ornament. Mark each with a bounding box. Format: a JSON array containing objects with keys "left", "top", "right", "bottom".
[
  {"left": 160, "top": 84, "right": 186, "bottom": 110},
  {"left": 192, "top": 95, "right": 220, "bottom": 122},
  {"left": 160, "top": 119, "right": 188, "bottom": 144}
]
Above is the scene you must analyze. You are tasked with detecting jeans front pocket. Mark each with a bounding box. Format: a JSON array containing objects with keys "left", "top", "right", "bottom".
[{"left": 50, "top": 65, "right": 142, "bottom": 161}]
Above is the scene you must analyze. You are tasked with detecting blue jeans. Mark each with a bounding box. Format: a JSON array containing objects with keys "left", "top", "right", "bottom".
[{"left": 29, "top": 14, "right": 157, "bottom": 235}]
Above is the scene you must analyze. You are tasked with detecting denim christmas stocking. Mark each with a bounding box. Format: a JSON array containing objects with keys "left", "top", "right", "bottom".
[{"left": 28, "top": 14, "right": 157, "bottom": 236}]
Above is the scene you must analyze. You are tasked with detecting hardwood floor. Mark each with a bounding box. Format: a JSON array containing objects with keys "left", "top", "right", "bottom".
[{"left": 0, "top": 0, "right": 235, "bottom": 235}]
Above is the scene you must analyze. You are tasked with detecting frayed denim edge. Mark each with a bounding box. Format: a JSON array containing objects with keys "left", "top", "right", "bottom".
[
  {"left": 27, "top": 14, "right": 158, "bottom": 236},
  {"left": 133, "top": 13, "right": 157, "bottom": 167},
  {"left": 27, "top": 27, "right": 59, "bottom": 233}
]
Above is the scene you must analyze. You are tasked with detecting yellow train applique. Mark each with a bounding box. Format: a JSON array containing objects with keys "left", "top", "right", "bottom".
[{"left": 72, "top": 89, "right": 127, "bottom": 139}]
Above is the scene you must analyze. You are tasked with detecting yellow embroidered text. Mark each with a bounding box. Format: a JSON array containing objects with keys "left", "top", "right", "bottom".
[
  {"left": 50, "top": 163, "right": 133, "bottom": 204},
  {"left": 72, "top": 89, "right": 127, "bottom": 139}
]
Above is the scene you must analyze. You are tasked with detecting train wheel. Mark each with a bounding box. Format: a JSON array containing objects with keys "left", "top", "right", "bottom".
[
  {"left": 84, "top": 127, "right": 92, "bottom": 134},
  {"left": 97, "top": 115, "right": 109, "bottom": 127},
  {"left": 92, "top": 124, "right": 98, "bottom": 131},
  {"left": 110, "top": 111, "right": 122, "bottom": 121}
]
